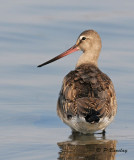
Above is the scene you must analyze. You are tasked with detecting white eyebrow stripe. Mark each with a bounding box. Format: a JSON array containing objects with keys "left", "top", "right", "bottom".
[
  {"left": 79, "top": 36, "right": 86, "bottom": 40},
  {"left": 79, "top": 36, "right": 84, "bottom": 40}
]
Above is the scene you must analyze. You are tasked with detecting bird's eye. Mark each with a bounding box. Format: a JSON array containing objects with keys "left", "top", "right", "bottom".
[{"left": 81, "top": 37, "right": 86, "bottom": 40}]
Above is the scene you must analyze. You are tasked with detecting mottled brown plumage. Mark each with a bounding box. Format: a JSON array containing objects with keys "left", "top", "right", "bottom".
[
  {"left": 57, "top": 64, "right": 117, "bottom": 133},
  {"left": 38, "top": 29, "right": 117, "bottom": 134}
]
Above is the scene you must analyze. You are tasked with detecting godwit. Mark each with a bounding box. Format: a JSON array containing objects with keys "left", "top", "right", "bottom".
[{"left": 38, "top": 30, "right": 117, "bottom": 134}]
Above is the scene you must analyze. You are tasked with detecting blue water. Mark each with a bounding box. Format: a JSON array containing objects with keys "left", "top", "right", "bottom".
[{"left": 0, "top": 0, "right": 134, "bottom": 159}]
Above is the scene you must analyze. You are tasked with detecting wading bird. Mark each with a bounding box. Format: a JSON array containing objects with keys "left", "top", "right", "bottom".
[{"left": 38, "top": 30, "right": 117, "bottom": 134}]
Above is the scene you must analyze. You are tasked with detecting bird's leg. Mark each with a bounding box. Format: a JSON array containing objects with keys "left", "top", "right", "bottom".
[
  {"left": 102, "top": 129, "right": 106, "bottom": 135},
  {"left": 71, "top": 129, "right": 80, "bottom": 135},
  {"left": 94, "top": 129, "right": 106, "bottom": 135}
]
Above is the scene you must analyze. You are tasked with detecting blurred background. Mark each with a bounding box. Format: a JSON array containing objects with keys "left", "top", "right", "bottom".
[{"left": 0, "top": 0, "right": 134, "bottom": 159}]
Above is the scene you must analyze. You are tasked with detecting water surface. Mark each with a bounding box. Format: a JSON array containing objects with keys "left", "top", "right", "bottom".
[{"left": 0, "top": 0, "right": 134, "bottom": 159}]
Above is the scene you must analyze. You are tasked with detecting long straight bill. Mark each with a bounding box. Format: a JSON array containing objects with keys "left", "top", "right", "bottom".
[{"left": 37, "top": 44, "right": 79, "bottom": 67}]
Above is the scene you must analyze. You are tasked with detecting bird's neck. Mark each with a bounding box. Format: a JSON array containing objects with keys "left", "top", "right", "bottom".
[{"left": 76, "top": 50, "right": 99, "bottom": 68}]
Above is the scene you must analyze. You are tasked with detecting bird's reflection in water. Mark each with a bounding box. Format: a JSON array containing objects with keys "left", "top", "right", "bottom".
[{"left": 57, "top": 132, "right": 116, "bottom": 160}]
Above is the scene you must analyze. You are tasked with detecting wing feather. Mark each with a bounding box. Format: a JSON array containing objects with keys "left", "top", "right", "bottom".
[{"left": 57, "top": 64, "right": 117, "bottom": 123}]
